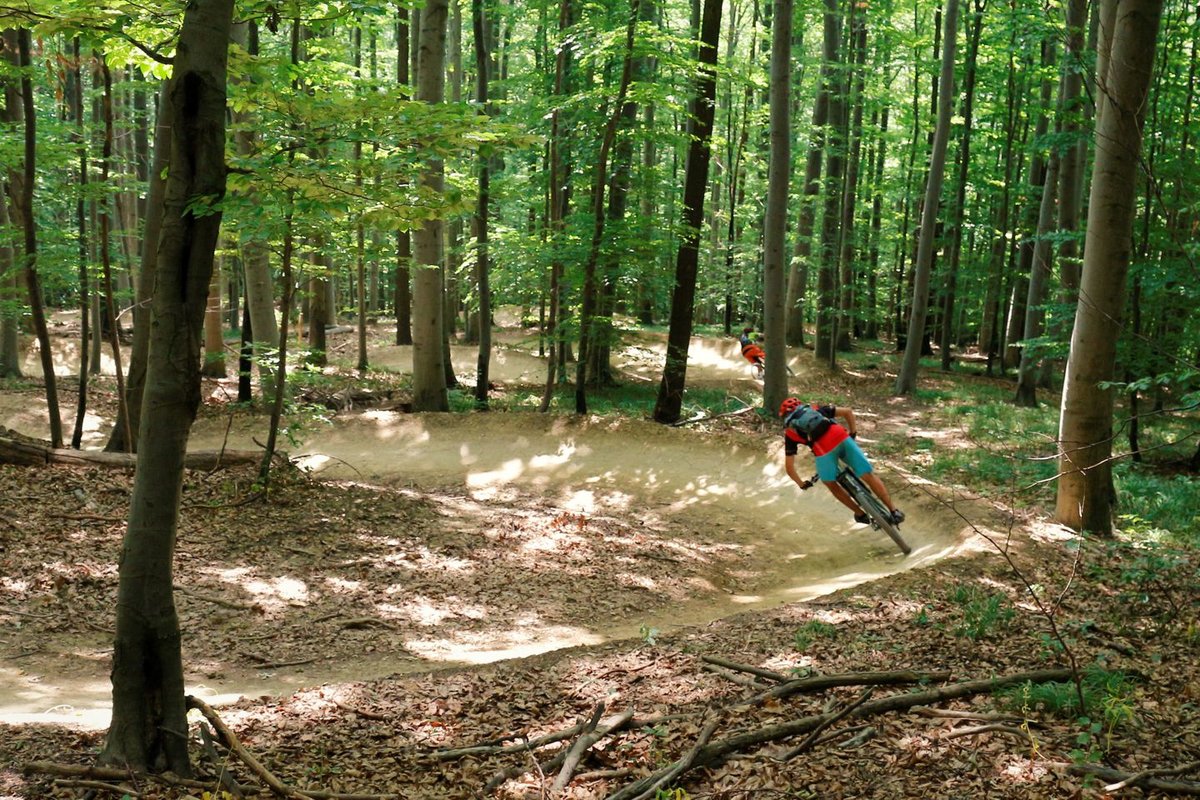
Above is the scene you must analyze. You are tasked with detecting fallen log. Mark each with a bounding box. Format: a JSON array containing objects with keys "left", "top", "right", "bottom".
[
  {"left": 0, "top": 427, "right": 262, "bottom": 470},
  {"left": 606, "top": 667, "right": 1074, "bottom": 800},
  {"left": 738, "top": 668, "right": 953, "bottom": 707}
]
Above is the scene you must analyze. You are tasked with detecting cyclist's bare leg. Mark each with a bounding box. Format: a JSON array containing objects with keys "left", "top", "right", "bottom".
[
  {"left": 823, "top": 480, "right": 864, "bottom": 514},
  {"left": 861, "top": 472, "right": 897, "bottom": 512}
]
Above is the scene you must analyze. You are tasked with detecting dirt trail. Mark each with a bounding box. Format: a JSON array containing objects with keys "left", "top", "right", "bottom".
[{"left": 2, "top": 326, "right": 968, "bottom": 729}]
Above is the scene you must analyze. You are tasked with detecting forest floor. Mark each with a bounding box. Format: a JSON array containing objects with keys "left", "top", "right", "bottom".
[{"left": 0, "top": 319, "right": 1197, "bottom": 799}]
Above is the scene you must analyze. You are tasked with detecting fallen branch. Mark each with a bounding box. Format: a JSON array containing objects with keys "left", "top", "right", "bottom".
[
  {"left": 944, "top": 723, "right": 1033, "bottom": 742},
  {"left": 0, "top": 428, "right": 261, "bottom": 470},
  {"left": 484, "top": 709, "right": 640, "bottom": 793},
  {"left": 175, "top": 585, "right": 262, "bottom": 612},
  {"left": 699, "top": 656, "right": 787, "bottom": 683},
  {"left": 339, "top": 617, "right": 397, "bottom": 631},
  {"left": 1098, "top": 759, "right": 1200, "bottom": 793},
  {"left": 553, "top": 704, "right": 635, "bottom": 794},
  {"left": 1062, "top": 762, "right": 1200, "bottom": 795},
  {"left": 239, "top": 652, "right": 320, "bottom": 669},
  {"left": 188, "top": 695, "right": 318, "bottom": 799},
  {"left": 910, "top": 706, "right": 1036, "bottom": 724},
  {"left": 701, "top": 664, "right": 766, "bottom": 689},
  {"left": 779, "top": 687, "right": 875, "bottom": 761},
  {"left": 608, "top": 668, "right": 1073, "bottom": 799},
  {"left": 739, "top": 669, "right": 953, "bottom": 707},
  {"left": 608, "top": 717, "right": 720, "bottom": 800},
  {"left": 52, "top": 779, "right": 141, "bottom": 797},
  {"left": 24, "top": 762, "right": 211, "bottom": 792}
]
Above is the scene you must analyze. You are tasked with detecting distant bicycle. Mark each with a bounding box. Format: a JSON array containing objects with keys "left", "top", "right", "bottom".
[{"left": 804, "top": 467, "right": 912, "bottom": 555}]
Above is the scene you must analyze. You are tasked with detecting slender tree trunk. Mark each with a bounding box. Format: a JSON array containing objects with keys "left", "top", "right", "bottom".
[
  {"left": 66, "top": 38, "right": 85, "bottom": 441},
  {"left": 939, "top": 0, "right": 982, "bottom": 371},
  {"left": 412, "top": 0, "right": 450, "bottom": 411},
  {"left": 814, "top": 0, "right": 843, "bottom": 364},
  {"left": 895, "top": 0, "right": 958, "bottom": 395},
  {"left": 834, "top": 8, "right": 866, "bottom": 353},
  {"left": 102, "top": 0, "right": 235, "bottom": 773},
  {"left": 652, "top": 0, "right": 722, "bottom": 424},
  {"left": 762, "top": 0, "right": 792, "bottom": 413},
  {"left": 575, "top": 0, "right": 639, "bottom": 414},
  {"left": 96, "top": 58, "right": 133, "bottom": 443},
  {"left": 784, "top": 84, "right": 826, "bottom": 348},
  {"left": 394, "top": 3, "right": 414, "bottom": 346},
  {"left": 0, "top": 192, "right": 19, "bottom": 378},
  {"left": 863, "top": 105, "right": 888, "bottom": 340},
  {"left": 473, "top": 0, "right": 493, "bottom": 406},
  {"left": 4, "top": 29, "right": 63, "bottom": 447},
  {"left": 1055, "top": 0, "right": 1163, "bottom": 534},
  {"left": 539, "top": 0, "right": 573, "bottom": 412}
]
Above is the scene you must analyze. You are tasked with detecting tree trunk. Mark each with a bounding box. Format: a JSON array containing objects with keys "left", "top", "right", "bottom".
[
  {"left": 813, "top": 0, "right": 843, "bottom": 364},
  {"left": 575, "top": 0, "right": 639, "bottom": 414},
  {"left": 412, "top": 0, "right": 450, "bottom": 411},
  {"left": 652, "top": 0, "right": 722, "bottom": 424},
  {"left": 939, "top": 0, "right": 982, "bottom": 371},
  {"left": 105, "top": 83, "right": 169, "bottom": 454},
  {"left": 0, "top": 194, "right": 19, "bottom": 377},
  {"left": 895, "top": 0, "right": 958, "bottom": 395},
  {"left": 102, "top": 0, "right": 235, "bottom": 774},
  {"left": 834, "top": 9, "right": 866, "bottom": 353},
  {"left": 473, "top": 0, "right": 493, "bottom": 407},
  {"left": 394, "top": 4, "right": 414, "bottom": 346},
  {"left": 5, "top": 29, "right": 63, "bottom": 447},
  {"left": 762, "top": 0, "right": 792, "bottom": 414},
  {"left": 1055, "top": 0, "right": 1163, "bottom": 535}
]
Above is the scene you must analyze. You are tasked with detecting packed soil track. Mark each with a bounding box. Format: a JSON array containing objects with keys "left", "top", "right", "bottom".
[{"left": 1, "top": 323, "right": 1197, "bottom": 798}]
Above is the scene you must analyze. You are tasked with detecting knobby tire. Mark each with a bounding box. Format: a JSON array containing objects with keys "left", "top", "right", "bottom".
[{"left": 841, "top": 470, "right": 911, "bottom": 555}]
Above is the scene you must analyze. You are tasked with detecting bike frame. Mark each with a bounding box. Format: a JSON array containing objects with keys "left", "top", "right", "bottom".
[{"left": 807, "top": 468, "right": 911, "bottom": 555}]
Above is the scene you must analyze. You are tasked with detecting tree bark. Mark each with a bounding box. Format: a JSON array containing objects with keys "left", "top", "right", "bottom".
[
  {"left": 575, "top": 0, "right": 639, "bottom": 414},
  {"left": 102, "top": 0, "right": 235, "bottom": 774},
  {"left": 5, "top": 29, "right": 63, "bottom": 447},
  {"left": 394, "top": 3, "right": 414, "bottom": 346},
  {"left": 105, "top": 82, "right": 169, "bottom": 454},
  {"left": 411, "top": 0, "right": 450, "bottom": 411},
  {"left": 473, "top": 0, "right": 492, "bottom": 406},
  {"left": 813, "top": 0, "right": 843, "bottom": 364},
  {"left": 1055, "top": 0, "right": 1163, "bottom": 535},
  {"left": 894, "top": 0, "right": 958, "bottom": 395},
  {"left": 762, "top": 0, "right": 792, "bottom": 414},
  {"left": 651, "top": 0, "right": 722, "bottom": 424}
]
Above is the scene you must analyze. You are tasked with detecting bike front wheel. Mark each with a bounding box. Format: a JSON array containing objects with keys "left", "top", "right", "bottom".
[{"left": 841, "top": 471, "right": 911, "bottom": 555}]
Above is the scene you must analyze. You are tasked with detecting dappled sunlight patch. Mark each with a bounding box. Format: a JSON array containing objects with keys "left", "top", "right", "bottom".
[
  {"left": 323, "top": 576, "right": 362, "bottom": 593},
  {"left": 213, "top": 567, "right": 310, "bottom": 613},
  {"left": 996, "top": 754, "right": 1051, "bottom": 783},
  {"left": 0, "top": 577, "right": 30, "bottom": 595},
  {"left": 405, "top": 622, "right": 605, "bottom": 664},
  {"left": 378, "top": 595, "right": 487, "bottom": 626},
  {"left": 379, "top": 544, "right": 474, "bottom": 573}
]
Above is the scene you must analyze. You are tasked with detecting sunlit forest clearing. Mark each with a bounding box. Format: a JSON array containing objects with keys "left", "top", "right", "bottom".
[{"left": 1, "top": 0, "right": 1198, "bottom": 795}]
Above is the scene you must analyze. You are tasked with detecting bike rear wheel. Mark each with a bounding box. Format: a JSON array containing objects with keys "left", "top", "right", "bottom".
[{"left": 840, "top": 470, "right": 911, "bottom": 555}]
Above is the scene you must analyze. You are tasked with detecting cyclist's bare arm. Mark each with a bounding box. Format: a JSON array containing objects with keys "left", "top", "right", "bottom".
[
  {"left": 785, "top": 454, "right": 813, "bottom": 489},
  {"left": 832, "top": 406, "right": 859, "bottom": 437}
]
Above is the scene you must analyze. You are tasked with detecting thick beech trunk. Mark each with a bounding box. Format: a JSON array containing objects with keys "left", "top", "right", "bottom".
[
  {"left": 1055, "top": 0, "right": 1163, "bottom": 534},
  {"left": 102, "top": 0, "right": 235, "bottom": 774}
]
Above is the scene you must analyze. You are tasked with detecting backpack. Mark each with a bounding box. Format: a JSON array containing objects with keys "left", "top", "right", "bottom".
[{"left": 784, "top": 403, "right": 832, "bottom": 442}]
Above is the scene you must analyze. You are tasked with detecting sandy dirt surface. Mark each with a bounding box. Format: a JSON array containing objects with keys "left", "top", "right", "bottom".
[{"left": 0, "top": 322, "right": 968, "bottom": 733}]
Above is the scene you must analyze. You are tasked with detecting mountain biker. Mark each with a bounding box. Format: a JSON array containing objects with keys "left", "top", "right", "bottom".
[
  {"left": 739, "top": 326, "right": 765, "bottom": 370},
  {"left": 779, "top": 397, "right": 905, "bottom": 526}
]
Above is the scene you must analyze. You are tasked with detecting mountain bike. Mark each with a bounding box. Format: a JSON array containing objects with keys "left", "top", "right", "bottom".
[{"left": 805, "top": 468, "right": 911, "bottom": 555}]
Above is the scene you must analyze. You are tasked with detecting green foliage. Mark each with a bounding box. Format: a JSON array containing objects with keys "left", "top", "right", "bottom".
[
  {"left": 793, "top": 619, "right": 838, "bottom": 651},
  {"left": 1114, "top": 468, "right": 1200, "bottom": 545},
  {"left": 1001, "top": 666, "right": 1139, "bottom": 762},
  {"left": 949, "top": 584, "right": 1015, "bottom": 640}
]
